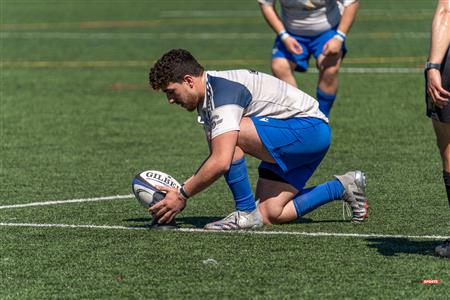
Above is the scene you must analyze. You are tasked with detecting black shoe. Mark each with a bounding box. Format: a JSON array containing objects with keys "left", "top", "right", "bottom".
[
  {"left": 150, "top": 218, "right": 178, "bottom": 230},
  {"left": 435, "top": 239, "right": 450, "bottom": 258}
]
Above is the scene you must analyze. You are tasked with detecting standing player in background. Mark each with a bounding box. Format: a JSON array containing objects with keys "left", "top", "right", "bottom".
[
  {"left": 425, "top": 0, "right": 450, "bottom": 258},
  {"left": 258, "top": 0, "right": 359, "bottom": 117},
  {"left": 147, "top": 49, "right": 368, "bottom": 230}
]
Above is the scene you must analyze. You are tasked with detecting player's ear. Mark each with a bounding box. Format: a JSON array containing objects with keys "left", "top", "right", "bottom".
[{"left": 183, "top": 75, "right": 195, "bottom": 88}]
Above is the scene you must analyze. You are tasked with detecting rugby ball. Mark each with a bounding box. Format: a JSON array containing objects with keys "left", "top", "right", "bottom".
[{"left": 131, "top": 170, "right": 181, "bottom": 209}]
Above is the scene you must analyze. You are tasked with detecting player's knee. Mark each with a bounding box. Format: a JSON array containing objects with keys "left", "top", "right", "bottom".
[
  {"left": 319, "top": 68, "right": 339, "bottom": 88},
  {"left": 322, "top": 65, "right": 340, "bottom": 78},
  {"left": 272, "top": 60, "right": 291, "bottom": 78}
]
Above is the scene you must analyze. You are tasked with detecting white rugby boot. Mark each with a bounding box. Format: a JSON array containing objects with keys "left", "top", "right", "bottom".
[
  {"left": 204, "top": 207, "right": 263, "bottom": 230},
  {"left": 335, "top": 170, "right": 369, "bottom": 222}
]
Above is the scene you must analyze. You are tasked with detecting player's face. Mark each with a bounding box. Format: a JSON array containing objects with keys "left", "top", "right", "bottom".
[{"left": 163, "top": 81, "right": 198, "bottom": 112}]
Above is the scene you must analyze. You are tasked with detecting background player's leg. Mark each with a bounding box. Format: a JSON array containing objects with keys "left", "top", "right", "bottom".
[
  {"left": 432, "top": 119, "right": 450, "bottom": 205},
  {"left": 272, "top": 57, "right": 298, "bottom": 87},
  {"left": 316, "top": 53, "right": 342, "bottom": 117}
]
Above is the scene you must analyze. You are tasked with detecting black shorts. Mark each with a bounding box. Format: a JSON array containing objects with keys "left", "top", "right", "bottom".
[{"left": 426, "top": 46, "right": 450, "bottom": 123}]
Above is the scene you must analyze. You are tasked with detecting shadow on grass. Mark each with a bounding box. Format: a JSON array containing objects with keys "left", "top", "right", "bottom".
[
  {"left": 124, "top": 216, "right": 224, "bottom": 228},
  {"left": 125, "top": 215, "right": 347, "bottom": 229},
  {"left": 291, "top": 218, "right": 347, "bottom": 224},
  {"left": 366, "top": 238, "right": 443, "bottom": 257}
]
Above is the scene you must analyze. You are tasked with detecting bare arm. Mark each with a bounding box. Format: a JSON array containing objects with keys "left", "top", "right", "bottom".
[
  {"left": 150, "top": 131, "right": 238, "bottom": 223},
  {"left": 182, "top": 131, "right": 238, "bottom": 196},
  {"left": 259, "top": 3, "right": 302, "bottom": 55},
  {"left": 337, "top": 0, "right": 359, "bottom": 35},
  {"left": 429, "top": 0, "right": 450, "bottom": 64},
  {"left": 427, "top": 0, "right": 450, "bottom": 107},
  {"left": 259, "top": 3, "right": 285, "bottom": 35},
  {"left": 322, "top": 1, "right": 359, "bottom": 56}
]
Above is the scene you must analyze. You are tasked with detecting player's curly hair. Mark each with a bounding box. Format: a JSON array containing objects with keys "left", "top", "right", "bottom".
[{"left": 149, "top": 49, "right": 204, "bottom": 90}]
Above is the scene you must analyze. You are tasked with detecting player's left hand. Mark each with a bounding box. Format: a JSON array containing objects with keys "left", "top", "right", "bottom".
[
  {"left": 322, "top": 37, "right": 343, "bottom": 57},
  {"left": 149, "top": 185, "right": 186, "bottom": 224},
  {"left": 427, "top": 69, "right": 450, "bottom": 108}
]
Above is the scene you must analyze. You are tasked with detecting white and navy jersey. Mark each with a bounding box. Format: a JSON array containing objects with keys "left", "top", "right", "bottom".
[
  {"left": 258, "top": 0, "right": 357, "bottom": 36},
  {"left": 197, "top": 69, "right": 328, "bottom": 140}
]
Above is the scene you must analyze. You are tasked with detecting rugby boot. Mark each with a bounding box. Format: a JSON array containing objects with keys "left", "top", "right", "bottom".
[
  {"left": 335, "top": 170, "right": 368, "bottom": 222},
  {"left": 204, "top": 207, "right": 263, "bottom": 230}
]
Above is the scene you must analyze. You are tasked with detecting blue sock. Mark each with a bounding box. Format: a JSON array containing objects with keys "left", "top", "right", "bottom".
[
  {"left": 316, "top": 88, "right": 336, "bottom": 117},
  {"left": 224, "top": 158, "right": 256, "bottom": 212},
  {"left": 293, "top": 179, "right": 344, "bottom": 217}
]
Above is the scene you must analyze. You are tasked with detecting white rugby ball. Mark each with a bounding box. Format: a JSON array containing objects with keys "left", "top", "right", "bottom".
[{"left": 131, "top": 170, "right": 181, "bottom": 209}]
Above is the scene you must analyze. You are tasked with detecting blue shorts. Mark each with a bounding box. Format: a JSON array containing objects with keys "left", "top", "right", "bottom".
[
  {"left": 251, "top": 116, "right": 331, "bottom": 191},
  {"left": 272, "top": 27, "right": 348, "bottom": 72}
]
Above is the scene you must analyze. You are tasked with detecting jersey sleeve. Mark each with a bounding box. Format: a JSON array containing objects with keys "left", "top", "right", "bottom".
[
  {"left": 210, "top": 105, "right": 244, "bottom": 139},
  {"left": 257, "top": 0, "right": 275, "bottom": 5},
  {"left": 340, "top": 0, "right": 358, "bottom": 7}
]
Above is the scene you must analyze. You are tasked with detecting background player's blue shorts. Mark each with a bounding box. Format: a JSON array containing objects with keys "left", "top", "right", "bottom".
[
  {"left": 251, "top": 116, "right": 331, "bottom": 191},
  {"left": 272, "top": 27, "right": 348, "bottom": 72}
]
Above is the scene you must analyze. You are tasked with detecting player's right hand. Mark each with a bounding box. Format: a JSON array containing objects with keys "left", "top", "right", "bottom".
[
  {"left": 427, "top": 69, "right": 450, "bottom": 108},
  {"left": 283, "top": 36, "right": 302, "bottom": 55},
  {"left": 149, "top": 185, "right": 186, "bottom": 224}
]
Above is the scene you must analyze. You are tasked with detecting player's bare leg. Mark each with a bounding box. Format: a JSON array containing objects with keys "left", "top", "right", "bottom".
[
  {"left": 316, "top": 52, "right": 342, "bottom": 116},
  {"left": 256, "top": 178, "right": 299, "bottom": 224},
  {"left": 433, "top": 120, "right": 450, "bottom": 258},
  {"left": 432, "top": 119, "right": 450, "bottom": 172},
  {"left": 237, "top": 117, "right": 275, "bottom": 163},
  {"left": 317, "top": 52, "right": 342, "bottom": 94},
  {"left": 271, "top": 57, "right": 298, "bottom": 87},
  {"left": 238, "top": 117, "right": 299, "bottom": 224},
  {"left": 203, "top": 117, "right": 270, "bottom": 230}
]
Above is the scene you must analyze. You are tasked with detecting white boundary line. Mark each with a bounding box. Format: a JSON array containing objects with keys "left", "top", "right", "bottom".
[
  {"left": 0, "top": 222, "right": 448, "bottom": 240},
  {"left": 0, "top": 32, "right": 430, "bottom": 40},
  {"left": 0, "top": 194, "right": 134, "bottom": 209}
]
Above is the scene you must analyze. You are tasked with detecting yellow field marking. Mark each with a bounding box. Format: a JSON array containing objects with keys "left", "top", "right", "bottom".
[
  {"left": 0, "top": 56, "right": 427, "bottom": 69},
  {"left": 356, "top": 13, "right": 432, "bottom": 21},
  {"left": 0, "top": 10, "right": 433, "bottom": 31},
  {"left": 0, "top": 60, "right": 267, "bottom": 68},
  {"left": 345, "top": 56, "right": 426, "bottom": 64},
  {"left": 0, "top": 18, "right": 263, "bottom": 30}
]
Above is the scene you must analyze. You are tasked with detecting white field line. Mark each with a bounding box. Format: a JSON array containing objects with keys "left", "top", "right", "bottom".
[
  {"left": 159, "top": 10, "right": 263, "bottom": 18},
  {"left": 0, "top": 222, "right": 448, "bottom": 240},
  {"left": 159, "top": 10, "right": 434, "bottom": 18},
  {"left": 0, "top": 194, "right": 134, "bottom": 209},
  {"left": 0, "top": 32, "right": 429, "bottom": 40},
  {"left": 337, "top": 68, "right": 422, "bottom": 73}
]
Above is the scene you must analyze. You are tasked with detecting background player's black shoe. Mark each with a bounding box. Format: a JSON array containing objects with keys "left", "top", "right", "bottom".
[{"left": 435, "top": 239, "right": 450, "bottom": 258}]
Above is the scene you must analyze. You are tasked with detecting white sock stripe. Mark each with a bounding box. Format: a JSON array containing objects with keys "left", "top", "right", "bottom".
[
  {"left": 0, "top": 194, "right": 135, "bottom": 209},
  {"left": 0, "top": 222, "right": 448, "bottom": 240}
]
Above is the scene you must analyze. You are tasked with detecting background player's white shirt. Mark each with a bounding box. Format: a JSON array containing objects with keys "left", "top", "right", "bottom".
[
  {"left": 197, "top": 69, "right": 328, "bottom": 140},
  {"left": 258, "top": 0, "right": 357, "bottom": 36}
]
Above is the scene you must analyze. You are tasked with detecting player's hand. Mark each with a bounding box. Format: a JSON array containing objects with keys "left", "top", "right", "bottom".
[
  {"left": 322, "top": 37, "right": 343, "bottom": 57},
  {"left": 283, "top": 36, "right": 302, "bottom": 55},
  {"left": 427, "top": 69, "right": 450, "bottom": 108},
  {"left": 149, "top": 185, "right": 186, "bottom": 224}
]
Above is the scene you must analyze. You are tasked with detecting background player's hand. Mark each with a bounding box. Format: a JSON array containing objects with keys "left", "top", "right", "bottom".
[
  {"left": 427, "top": 69, "right": 450, "bottom": 108},
  {"left": 283, "top": 36, "right": 302, "bottom": 55},
  {"left": 322, "top": 37, "right": 343, "bottom": 57},
  {"left": 149, "top": 185, "right": 186, "bottom": 224}
]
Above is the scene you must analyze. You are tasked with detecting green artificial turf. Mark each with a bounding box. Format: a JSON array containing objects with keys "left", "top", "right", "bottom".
[{"left": 1, "top": 0, "right": 449, "bottom": 298}]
